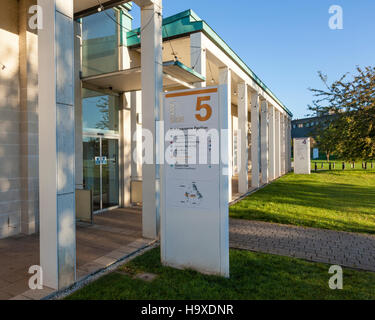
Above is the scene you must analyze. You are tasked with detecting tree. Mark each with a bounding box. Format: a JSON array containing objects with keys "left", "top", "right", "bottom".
[
  {"left": 314, "top": 119, "right": 339, "bottom": 162},
  {"left": 308, "top": 66, "right": 375, "bottom": 161}
]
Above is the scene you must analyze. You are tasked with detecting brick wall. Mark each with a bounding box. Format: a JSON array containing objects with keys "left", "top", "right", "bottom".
[{"left": 0, "top": 0, "right": 39, "bottom": 239}]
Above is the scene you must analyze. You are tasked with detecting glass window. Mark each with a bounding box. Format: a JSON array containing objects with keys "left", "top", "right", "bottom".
[
  {"left": 82, "top": 89, "right": 119, "bottom": 134},
  {"left": 81, "top": 8, "right": 119, "bottom": 77}
]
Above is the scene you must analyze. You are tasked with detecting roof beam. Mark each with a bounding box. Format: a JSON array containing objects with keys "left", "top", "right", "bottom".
[{"left": 74, "top": 0, "right": 130, "bottom": 19}]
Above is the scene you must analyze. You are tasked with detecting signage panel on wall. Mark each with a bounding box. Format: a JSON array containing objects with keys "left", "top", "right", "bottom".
[{"left": 161, "top": 86, "right": 229, "bottom": 277}]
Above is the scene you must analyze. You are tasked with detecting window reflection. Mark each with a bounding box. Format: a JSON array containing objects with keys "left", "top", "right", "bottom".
[
  {"left": 81, "top": 8, "right": 119, "bottom": 77},
  {"left": 82, "top": 89, "right": 119, "bottom": 134}
]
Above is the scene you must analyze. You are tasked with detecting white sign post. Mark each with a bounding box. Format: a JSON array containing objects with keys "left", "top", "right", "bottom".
[
  {"left": 160, "top": 86, "right": 229, "bottom": 277},
  {"left": 294, "top": 137, "right": 311, "bottom": 174}
]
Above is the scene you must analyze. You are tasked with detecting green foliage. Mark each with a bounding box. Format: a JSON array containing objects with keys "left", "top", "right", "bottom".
[
  {"left": 313, "top": 119, "right": 339, "bottom": 161},
  {"left": 309, "top": 66, "right": 375, "bottom": 161}
]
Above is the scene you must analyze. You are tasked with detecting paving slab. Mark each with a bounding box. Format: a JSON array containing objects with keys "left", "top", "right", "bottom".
[{"left": 230, "top": 218, "right": 375, "bottom": 272}]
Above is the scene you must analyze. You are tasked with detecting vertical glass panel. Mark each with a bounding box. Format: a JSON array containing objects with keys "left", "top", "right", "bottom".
[
  {"left": 82, "top": 89, "right": 119, "bottom": 134},
  {"left": 83, "top": 137, "right": 101, "bottom": 212},
  {"left": 81, "top": 8, "right": 119, "bottom": 77},
  {"left": 101, "top": 138, "right": 119, "bottom": 209}
]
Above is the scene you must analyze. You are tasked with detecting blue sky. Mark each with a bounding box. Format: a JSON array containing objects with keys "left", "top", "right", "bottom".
[{"left": 131, "top": 0, "right": 375, "bottom": 119}]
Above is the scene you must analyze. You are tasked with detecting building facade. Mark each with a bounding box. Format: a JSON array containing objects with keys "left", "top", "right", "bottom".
[{"left": 0, "top": 0, "right": 292, "bottom": 289}]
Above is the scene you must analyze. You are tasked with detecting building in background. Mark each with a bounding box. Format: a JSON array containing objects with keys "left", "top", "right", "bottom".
[{"left": 292, "top": 113, "right": 335, "bottom": 159}]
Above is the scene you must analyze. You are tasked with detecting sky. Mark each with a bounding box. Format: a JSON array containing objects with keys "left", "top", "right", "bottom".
[{"left": 130, "top": 0, "right": 375, "bottom": 119}]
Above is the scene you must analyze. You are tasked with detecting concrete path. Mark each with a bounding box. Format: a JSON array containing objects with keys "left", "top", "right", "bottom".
[{"left": 229, "top": 219, "right": 375, "bottom": 272}]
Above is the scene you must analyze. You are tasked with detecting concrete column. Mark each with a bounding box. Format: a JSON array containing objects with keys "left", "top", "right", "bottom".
[
  {"left": 141, "top": 0, "right": 163, "bottom": 239},
  {"left": 260, "top": 100, "right": 269, "bottom": 184},
  {"left": 19, "top": 0, "right": 39, "bottom": 235},
  {"left": 219, "top": 67, "right": 232, "bottom": 201},
  {"left": 120, "top": 93, "right": 131, "bottom": 207},
  {"left": 38, "top": 0, "right": 75, "bottom": 289},
  {"left": 190, "top": 32, "right": 206, "bottom": 87},
  {"left": 238, "top": 83, "right": 248, "bottom": 194},
  {"left": 131, "top": 91, "right": 142, "bottom": 179},
  {"left": 284, "top": 116, "right": 289, "bottom": 173},
  {"left": 119, "top": 42, "right": 132, "bottom": 207},
  {"left": 280, "top": 115, "right": 286, "bottom": 175},
  {"left": 74, "top": 20, "right": 83, "bottom": 190},
  {"left": 268, "top": 105, "right": 276, "bottom": 181},
  {"left": 275, "top": 110, "right": 281, "bottom": 178},
  {"left": 251, "top": 93, "right": 260, "bottom": 188},
  {"left": 288, "top": 118, "right": 292, "bottom": 172}
]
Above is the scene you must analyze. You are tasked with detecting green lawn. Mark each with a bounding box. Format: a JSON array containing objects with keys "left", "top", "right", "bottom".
[
  {"left": 230, "top": 171, "right": 375, "bottom": 234},
  {"left": 66, "top": 248, "right": 375, "bottom": 300}
]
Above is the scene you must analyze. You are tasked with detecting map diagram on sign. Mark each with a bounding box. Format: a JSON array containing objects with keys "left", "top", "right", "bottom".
[
  {"left": 182, "top": 182, "right": 203, "bottom": 205},
  {"left": 171, "top": 181, "right": 207, "bottom": 208}
]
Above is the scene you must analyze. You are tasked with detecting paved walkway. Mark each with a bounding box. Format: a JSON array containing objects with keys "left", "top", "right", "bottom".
[
  {"left": 229, "top": 219, "right": 375, "bottom": 272},
  {"left": 0, "top": 208, "right": 148, "bottom": 300}
]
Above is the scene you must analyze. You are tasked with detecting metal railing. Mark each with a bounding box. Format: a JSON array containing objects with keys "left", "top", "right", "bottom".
[{"left": 312, "top": 161, "right": 374, "bottom": 171}]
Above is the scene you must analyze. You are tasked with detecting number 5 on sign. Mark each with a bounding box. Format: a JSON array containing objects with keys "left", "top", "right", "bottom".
[{"left": 195, "top": 96, "right": 212, "bottom": 122}]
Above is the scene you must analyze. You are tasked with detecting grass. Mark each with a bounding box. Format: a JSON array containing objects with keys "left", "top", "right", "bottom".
[
  {"left": 230, "top": 170, "right": 375, "bottom": 234},
  {"left": 66, "top": 247, "right": 375, "bottom": 300}
]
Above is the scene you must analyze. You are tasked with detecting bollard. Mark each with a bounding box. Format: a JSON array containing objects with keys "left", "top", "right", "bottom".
[
  {"left": 352, "top": 161, "right": 355, "bottom": 169},
  {"left": 329, "top": 163, "right": 332, "bottom": 170},
  {"left": 342, "top": 162, "right": 345, "bottom": 170},
  {"left": 314, "top": 162, "right": 317, "bottom": 171},
  {"left": 333, "top": 162, "right": 336, "bottom": 169}
]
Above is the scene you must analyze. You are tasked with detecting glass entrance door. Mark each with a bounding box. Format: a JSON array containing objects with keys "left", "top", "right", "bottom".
[
  {"left": 83, "top": 136, "right": 119, "bottom": 212},
  {"left": 101, "top": 138, "right": 119, "bottom": 210}
]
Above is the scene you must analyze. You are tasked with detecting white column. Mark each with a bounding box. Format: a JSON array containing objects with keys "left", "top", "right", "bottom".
[
  {"left": 190, "top": 32, "right": 206, "bottom": 87},
  {"left": 131, "top": 91, "right": 142, "bottom": 180},
  {"left": 251, "top": 93, "right": 260, "bottom": 188},
  {"left": 74, "top": 20, "right": 83, "bottom": 190},
  {"left": 219, "top": 67, "right": 232, "bottom": 201},
  {"left": 288, "top": 118, "right": 292, "bottom": 172},
  {"left": 38, "top": 0, "right": 75, "bottom": 290},
  {"left": 275, "top": 110, "right": 281, "bottom": 178},
  {"left": 260, "top": 100, "right": 269, "bottom": 184},
  {"left": 141, "top": 0, "right": 163, "bottom": 239},
  {"left": 280, "top": 115, "right": 286, "bottom": 175},
  {"left": 284, "top": 115, "right": 289, "bottom": 173},
  {"left": 238, "top": 83, "right": 248, "bottom": 194},
  {"left": 119, "top": 38, "right": 133, "bottom": 207},
  {"left": 120, "top": 93, "right": 131, "bottom": 207},
  {"left": 268, "top": 105, "right": 276, "bottom": 180}
]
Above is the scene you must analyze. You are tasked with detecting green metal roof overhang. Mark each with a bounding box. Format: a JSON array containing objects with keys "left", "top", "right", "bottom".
[
  {"left": 125, "top": 10, "right": 293, "bottom": 117},
  {"left": 81, "top": 60, "right": 206, "bottom": 94}
]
